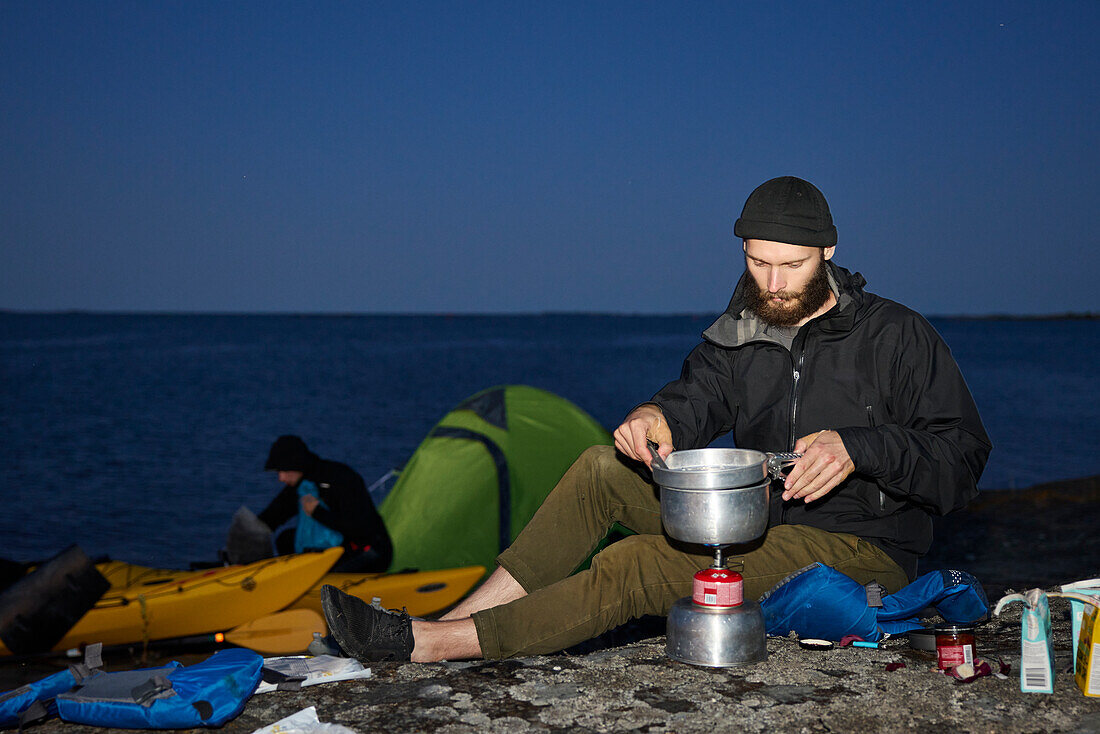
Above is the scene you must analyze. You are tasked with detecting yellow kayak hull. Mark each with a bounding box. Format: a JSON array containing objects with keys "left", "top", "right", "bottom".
[
  {"left": 96, "top": 556, "right": 484, "bottom": 620},
  {"left": 0, "top": 547, "right": 341, "bottom": 655},
  {"left": 94, "top": 556, "right": 485, "bottom": 620},
  {"left": 288, "top": 565, "right": 486, "bottom": 618}
]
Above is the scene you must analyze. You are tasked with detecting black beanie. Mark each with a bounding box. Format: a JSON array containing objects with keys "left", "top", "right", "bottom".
[
  {"left": 733, "top": 176, "right": 837, "bottom": 247},
  {"left": 264, "top": 435, "right": 314, "bottom": 471}
]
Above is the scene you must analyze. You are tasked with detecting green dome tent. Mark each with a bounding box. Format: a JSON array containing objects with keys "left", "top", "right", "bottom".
[{"left": 379, "top": 385, "right": 611, "bottom": 574}]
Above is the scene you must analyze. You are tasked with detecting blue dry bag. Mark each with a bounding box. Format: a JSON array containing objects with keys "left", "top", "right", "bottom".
[
  {"left": 55, "top": 648, "right": 263, "bottom": 729},
  {"left": 759, "top": 563, "right": 988, "bottom": 641}
]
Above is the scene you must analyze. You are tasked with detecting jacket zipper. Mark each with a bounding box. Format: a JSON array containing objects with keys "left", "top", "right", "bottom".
[
  {"left": 782, "top": 338, "right": 806, "bottom": 525},
  {"left": 788, "top": 347, "right": 806, "bottom": 452}
]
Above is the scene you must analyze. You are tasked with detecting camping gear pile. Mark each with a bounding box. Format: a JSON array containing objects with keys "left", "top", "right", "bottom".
[
  {"left": 4, "top": 384, "right": 1095, "bottom": 728},
  {"left": 0, "top": 385, "right": 611, "bottom": 729}
]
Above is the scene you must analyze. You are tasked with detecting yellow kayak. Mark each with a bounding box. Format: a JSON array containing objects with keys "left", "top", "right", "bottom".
[
  {"left": 0, "top": 547, "right": 342, "bottom": 655},
  {"left": 287, "top": 565, "right": 486, "bottom": 618},
  {"left": 93, "top": 557, "right": 485, "bottom": 620}
]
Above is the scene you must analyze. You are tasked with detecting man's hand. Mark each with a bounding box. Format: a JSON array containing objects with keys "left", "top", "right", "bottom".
[
  {"left": 300, "top": 494, "right": 319, "bottom": 516},
  {"left": 782, "top": 430, "right": 854, "bottom": 503},
  {"left": 613, "top": 405, "right": 673, "bottom": 469}
]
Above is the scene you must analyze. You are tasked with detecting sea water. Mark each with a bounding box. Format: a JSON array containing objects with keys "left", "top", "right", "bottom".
[{"left": 1, "top": 313, "right": 1097, "bottom": 567}]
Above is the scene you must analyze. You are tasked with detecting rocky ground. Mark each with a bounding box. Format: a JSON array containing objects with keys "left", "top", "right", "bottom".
[{"left": 6, "top": 475, "right": 1100, "bottom": 733}]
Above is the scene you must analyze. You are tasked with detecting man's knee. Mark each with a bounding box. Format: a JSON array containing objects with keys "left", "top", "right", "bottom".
[
  {"left": 574, "top": 444, "right": 617, "bottom": 471},
  {"left": 551, "top": 445, "right": 619, "bottom": 501},
  {"left": 575, "top": 444, "right": 650, "bottom": 484}
]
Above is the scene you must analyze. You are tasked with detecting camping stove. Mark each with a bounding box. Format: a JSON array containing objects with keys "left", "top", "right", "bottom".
[
  {"left": 651, "top": 446, "right": 782, "bottom": 667},
  {"left": 665, "top": 544, "right": 767, "bottom": 667}
]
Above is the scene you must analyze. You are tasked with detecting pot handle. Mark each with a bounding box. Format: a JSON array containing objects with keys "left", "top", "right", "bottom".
[{"left": 766, "top": 452, "right": 802, "bottom": 478}]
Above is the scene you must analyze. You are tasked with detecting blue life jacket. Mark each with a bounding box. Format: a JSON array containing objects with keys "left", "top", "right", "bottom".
[
  {"left": 759, "top": 563, "right": 989, "bottom": 641},
  {"left": 295, "top": 479, "right": 343, "bottom": 553},
  {"left": 55, "top": 648, "right": 263, "bottom": 729},
  {"left": 0, "top": 644, "right": 102, "bottom": 729}
]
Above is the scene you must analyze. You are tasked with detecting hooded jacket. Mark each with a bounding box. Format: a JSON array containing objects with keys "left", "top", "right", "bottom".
[
  {"left": 651, "top": 262, "right": 991, "bottom": 579},
  {"left": 259, "top": 453, "right": 393, "bottom": 568}
]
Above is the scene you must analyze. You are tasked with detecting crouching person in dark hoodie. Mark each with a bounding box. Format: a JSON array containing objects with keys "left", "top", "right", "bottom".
[{"left": 259, "top": 435, "right": 392, "bottom": 573}]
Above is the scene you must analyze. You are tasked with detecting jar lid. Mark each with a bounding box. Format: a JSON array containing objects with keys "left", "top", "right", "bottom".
[
  {"left": 933, "top": 624, "right": 975, "bottom": 633},
  {"left": 798, "top": 638, "right": 834, "bottom": 651}
]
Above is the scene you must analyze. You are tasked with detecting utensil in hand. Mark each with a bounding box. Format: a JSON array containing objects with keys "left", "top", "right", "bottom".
[{"left": 647, "top": 439, "right": 669, "bottom": 470}]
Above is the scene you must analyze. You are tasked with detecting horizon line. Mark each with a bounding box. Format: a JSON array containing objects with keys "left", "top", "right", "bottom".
[{"left": 1, "top": 308, "right": 1098, "bottom": 321}]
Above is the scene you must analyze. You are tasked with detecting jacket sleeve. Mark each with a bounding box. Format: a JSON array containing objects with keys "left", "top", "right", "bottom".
[
  {"left": 835, "top": 316, "right": 992, "bottom": 516},
  {"left": 257, "top": 484, "right": 298, "bottom": 531},
  {"left": 650, "top": 342, "right": 738, "bottom": 450}
]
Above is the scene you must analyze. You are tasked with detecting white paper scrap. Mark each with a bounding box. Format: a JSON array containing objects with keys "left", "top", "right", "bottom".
[
  {"left": 250, "top": 705, "right": 360, "bottom": 734},
  {"left": 255, "top": 655, "right": 372, "bottom": 694}
]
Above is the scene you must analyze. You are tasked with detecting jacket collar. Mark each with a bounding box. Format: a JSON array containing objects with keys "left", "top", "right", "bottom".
[{"left": 702, "top": 261, "right": 866, "bottom": 348}]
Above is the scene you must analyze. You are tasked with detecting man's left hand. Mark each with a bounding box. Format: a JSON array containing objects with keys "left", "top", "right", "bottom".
[
  {"left": 300, "top": 494, "right": 319, "bottom": 516},
  {"left": 782, "top": 430, "right": 854, "bottom": 503}
]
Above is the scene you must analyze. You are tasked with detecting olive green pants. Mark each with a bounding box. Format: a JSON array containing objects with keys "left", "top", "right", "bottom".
[{"left": 471, "top": 445, "right": 908, "bottom": 659}]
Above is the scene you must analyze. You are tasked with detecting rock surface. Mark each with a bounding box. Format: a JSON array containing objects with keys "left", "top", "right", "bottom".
[{"left": 7, "top": 476, "right": 1100, "bottom": 733}]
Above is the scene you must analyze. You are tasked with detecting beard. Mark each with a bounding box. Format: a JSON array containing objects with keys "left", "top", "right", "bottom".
[{"left": 744, "top": 258, "right": 833, "bottom": 327}]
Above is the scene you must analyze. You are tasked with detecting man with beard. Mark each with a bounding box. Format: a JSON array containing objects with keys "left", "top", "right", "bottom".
[{"left": 319, "top": 176, "right": 992, "bottom": 663}]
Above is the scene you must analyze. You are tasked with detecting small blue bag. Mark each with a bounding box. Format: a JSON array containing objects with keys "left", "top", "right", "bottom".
[
  {"left": 294, "top": 480, "right": 343, "bottom": 553},
  {"left": 56, "top": 648, "right": 263, "bottom": 729},
  {"left": 759, "top": 563, "right": 988, "bottom": 641}
]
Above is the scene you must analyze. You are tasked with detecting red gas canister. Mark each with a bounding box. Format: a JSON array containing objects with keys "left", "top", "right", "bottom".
[{"left": 692, "top": 568, "right": 743, "bottom": 608}]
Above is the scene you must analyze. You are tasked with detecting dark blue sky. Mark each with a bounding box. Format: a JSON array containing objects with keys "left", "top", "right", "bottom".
[{"left": 3, "top": 1, "right": 1097, "bottom": 315}]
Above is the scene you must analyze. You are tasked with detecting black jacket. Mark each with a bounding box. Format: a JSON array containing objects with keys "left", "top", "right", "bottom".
[
  {"left": 652, "top": 262, "right": 991, "bottom": 579},
  {"left": 259, "top": 456, "right": 393, "bottom": 567}
]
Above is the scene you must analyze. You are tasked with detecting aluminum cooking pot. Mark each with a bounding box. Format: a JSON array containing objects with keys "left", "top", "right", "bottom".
[{"left": 652, "top": 447, "right": 801, "bottom": 545}]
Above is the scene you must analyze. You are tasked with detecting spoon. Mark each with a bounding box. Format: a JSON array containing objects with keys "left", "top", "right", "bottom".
[{"left": 646, "top": 439, "right": 669, "bottom": 471}]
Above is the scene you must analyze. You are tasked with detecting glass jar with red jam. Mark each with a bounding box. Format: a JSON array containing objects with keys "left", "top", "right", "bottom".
[{"left": 935, "top": 624, "right": 976, "bottom": 670}]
